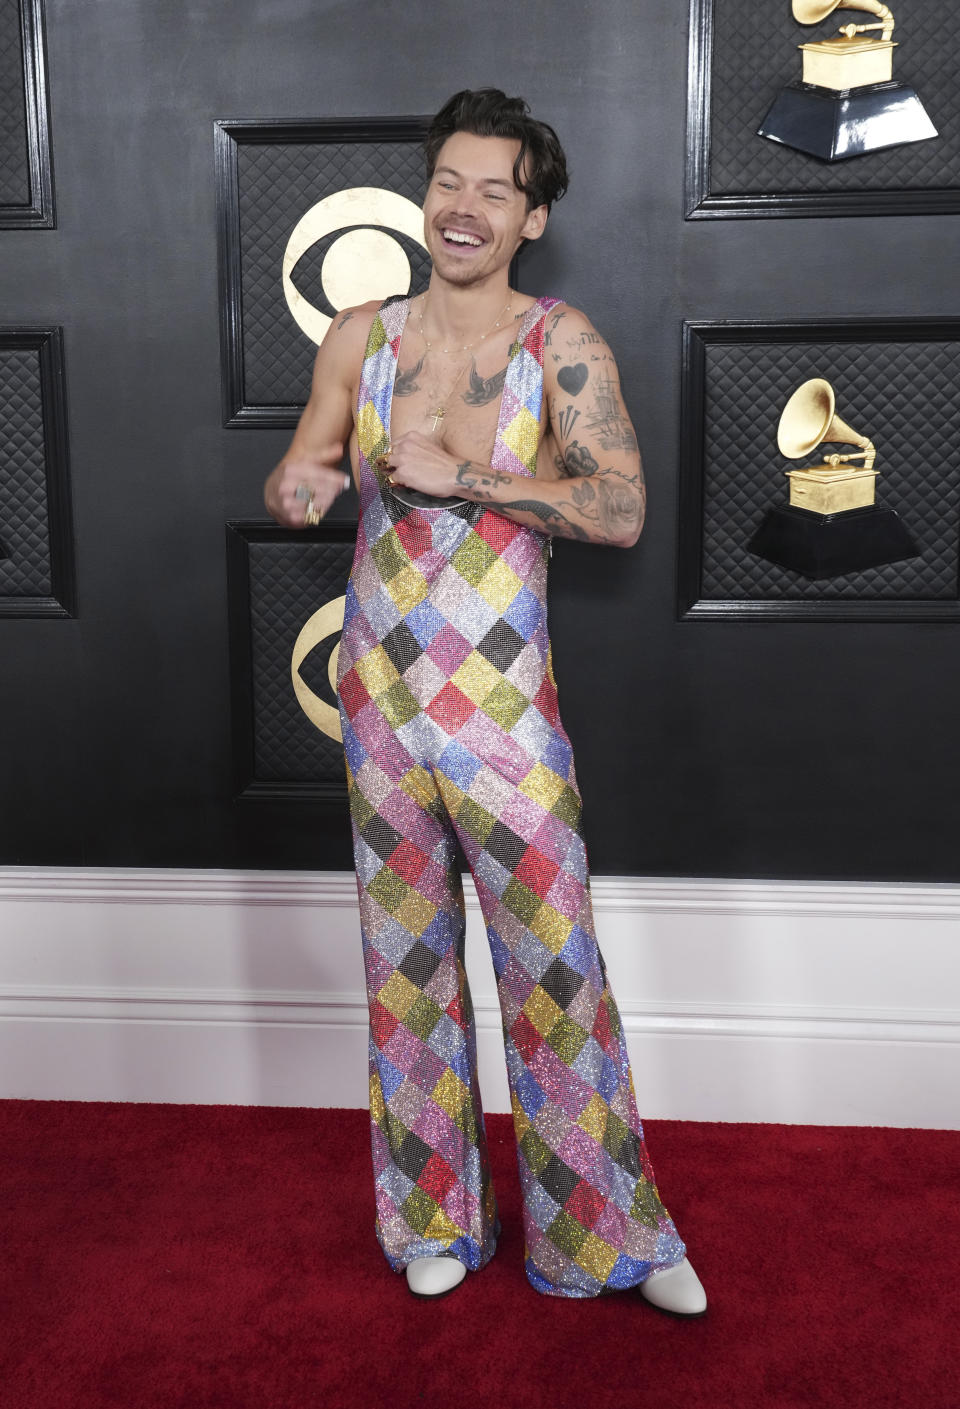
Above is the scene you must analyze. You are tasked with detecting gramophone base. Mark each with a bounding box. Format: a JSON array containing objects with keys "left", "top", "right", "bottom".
[
  {"left": 747, "top": 504, "right": 919, "bottom": 581},
  {"left": 758, "top": 80, "right": 938, "bottom": 161}
]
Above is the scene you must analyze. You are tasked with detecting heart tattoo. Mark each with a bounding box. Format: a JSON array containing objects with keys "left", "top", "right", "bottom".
[{"left": 557, "top": 363, "right": 588, "bottom": 396}]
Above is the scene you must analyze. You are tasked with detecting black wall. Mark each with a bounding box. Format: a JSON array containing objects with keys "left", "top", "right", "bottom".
[{"left": 2, "top": 0, "right": 958, "bottom": 878}]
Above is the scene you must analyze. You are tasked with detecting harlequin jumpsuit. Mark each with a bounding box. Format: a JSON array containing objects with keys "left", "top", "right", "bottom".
[{"left": 336, "top": 294, "right": 686, "bottom": 1297}]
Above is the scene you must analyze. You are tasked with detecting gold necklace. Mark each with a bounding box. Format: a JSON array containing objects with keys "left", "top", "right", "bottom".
[{"left": 418, "top": 294, "right": 513, "bottom": 433}]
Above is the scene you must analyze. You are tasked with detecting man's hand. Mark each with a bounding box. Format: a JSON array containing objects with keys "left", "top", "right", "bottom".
[
  {"left": 378, "top": 432, "right": 465, "bottom": 499},
  {"left": 261, "top": 300, "right": 376, "bottom": 528},
  {"left": 264, "top": 447, "right": 349, "bottom": 528}
]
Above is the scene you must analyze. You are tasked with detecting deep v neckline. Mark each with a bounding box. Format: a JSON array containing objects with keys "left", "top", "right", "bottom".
[{"left": 384, "top": 296, "right": 549, "bottom": 469}]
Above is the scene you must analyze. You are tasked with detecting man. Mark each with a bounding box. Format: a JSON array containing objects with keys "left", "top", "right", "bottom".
[{"left": 264, "top": 89, "right": 706, "bottom": 1313}]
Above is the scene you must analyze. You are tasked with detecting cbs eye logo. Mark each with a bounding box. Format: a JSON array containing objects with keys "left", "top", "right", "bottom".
[
  {"left": 282, "top": 187, "right": 430, "bottom": 344},
  {"left": 291, "top": 597, "right": 346, "bottom": 742}
]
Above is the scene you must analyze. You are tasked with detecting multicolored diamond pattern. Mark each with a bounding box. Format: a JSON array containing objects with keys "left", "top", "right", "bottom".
[{"left": 336, "top": 295, "right": 686, "bottom": 1296}]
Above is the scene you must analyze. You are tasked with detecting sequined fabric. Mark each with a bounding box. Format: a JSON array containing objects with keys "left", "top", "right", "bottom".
[{"left": 337, "top": 295, "right": 686, "bottom": 1297}]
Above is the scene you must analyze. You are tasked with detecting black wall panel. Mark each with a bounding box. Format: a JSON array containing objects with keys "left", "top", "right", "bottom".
[
  {"left": 226, "top": 520, "right": 354, "bottom": 800},
  {"left": 0, "top": 0, "right": 31, "bottom": 208},
  {"left": 679, "top": 320, "right": 960, "bottom": 619},
  {"left": 1, "top": 0, "right": 959, "bottom": 878},
  {"left": 0, "top": 0, "right": 54, "bottom": 226},
  {"left": 216, "top": 118, "right": 432, "bottom": 424},
  {"left": 688, "top": 0, "right": 960, "bottom": 216},
  {"left": 0, "top": 326, "right": 75, "bottom": 615}
]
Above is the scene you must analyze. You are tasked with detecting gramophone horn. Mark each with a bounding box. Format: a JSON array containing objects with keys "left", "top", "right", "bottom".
[
  {"left": 792, "top": 0, "right": 844, "bottom": 22},
  {"left": 777, "top": 378, "right": 836, "bottom": 457},
  {"left": 777, "top": 377, "right": 876, "bottom": 468}
]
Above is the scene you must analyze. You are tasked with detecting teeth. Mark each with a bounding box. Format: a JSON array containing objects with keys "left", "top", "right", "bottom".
[{"left": 443, "top": 229, "right": 483, "bottom": 246}]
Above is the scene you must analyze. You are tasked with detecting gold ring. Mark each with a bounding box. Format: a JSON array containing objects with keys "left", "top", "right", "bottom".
[
  {"left": 386, "top": 475, "right": 396, "bottom": 487},
  {"left": 304, "top": 501, "right": 323, "bottom": 526}
]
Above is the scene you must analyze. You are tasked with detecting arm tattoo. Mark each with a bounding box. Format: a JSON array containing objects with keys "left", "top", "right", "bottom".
[
  {"left": 498, "top": 464, "right": 642, "bottom": 544},
  {"left": 556, "top": 405, "right": 580, "bottom": 440},
  {"left": 336, "top": 312, "right": 354, "bottom": 330},
  {"left": 584, "top": 372, "right": 639, "bottom": 453},
  {"left": 560, "top": 441, "right": 599, "bottom": 477},
  {"left": 461, "top": 360, "right": 508, "bottom": 407},
  {"left": 498, "top": 499, "right": 592, "bottom": 541},
  {"left": 544, "top": 310, "right": 566, "bottom": 348},
  {"left": 455, "top": 461, "right": 513, "bottom": 497},
  {"left": 394, "top": 355, "right": 424, "bottom": 397},
  {"left": 596, "top": 477, "right": 642, "bottom": 538},
  {"left": 557, "top": 363, "right": 588, "bottom": 397}
]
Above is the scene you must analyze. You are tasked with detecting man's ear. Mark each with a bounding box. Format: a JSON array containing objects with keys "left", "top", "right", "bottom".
[{"left": 520, "top": 203, "right": 548, "bottom": 243}]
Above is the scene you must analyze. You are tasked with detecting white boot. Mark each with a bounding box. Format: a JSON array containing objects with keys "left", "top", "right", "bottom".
[
  {"left": 405, "top": 1257, "right": 467, "bottom": 1299},
  {"left": 639, "top": 1258, "right": 707, "bottom": 1317}
]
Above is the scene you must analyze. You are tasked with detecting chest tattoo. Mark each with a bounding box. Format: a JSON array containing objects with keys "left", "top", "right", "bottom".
[
  {"left": 394, "top": 355, "right": 424, "bottom": 397},
  {"left": 462, "top": 360, "right": 508, "bottom": 407}
]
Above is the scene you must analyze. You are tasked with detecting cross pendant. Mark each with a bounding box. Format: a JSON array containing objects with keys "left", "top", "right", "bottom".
[{"left": 431, "top": 406, "right": 444, "bottom": 433}]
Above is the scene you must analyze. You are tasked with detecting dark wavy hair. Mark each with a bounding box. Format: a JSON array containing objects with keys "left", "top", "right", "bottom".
[{"left": 425, "top": 88, "right": 569, "bottom": 212}]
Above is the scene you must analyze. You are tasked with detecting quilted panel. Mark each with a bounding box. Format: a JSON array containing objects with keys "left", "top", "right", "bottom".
[
  {"left": 698, "top": 338, "right": 960, "bottom": 599},
  {"left": 247, "top": 537, "right": 356, "bottom": 784},
  {"left": 0, "top": 347, "right": 52, "bottom": 596},
  {"left": 708, "top": 0, "right": 956, "bottom": 194},
  {"left": 0, "top": 0, "right": 29, "bottom": 207},
  {"left": 238, "top": 139, "right": 432, "bottom": 408}
]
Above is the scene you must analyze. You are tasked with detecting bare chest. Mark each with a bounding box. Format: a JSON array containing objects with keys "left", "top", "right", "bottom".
[{"left": 387, "top": 344, "right": 514, "bottom": 465}]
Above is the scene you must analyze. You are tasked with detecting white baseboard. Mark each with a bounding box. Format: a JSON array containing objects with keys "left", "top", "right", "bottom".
[{"left": 1, "top": 868, "right": 958, "bottom": 1127}]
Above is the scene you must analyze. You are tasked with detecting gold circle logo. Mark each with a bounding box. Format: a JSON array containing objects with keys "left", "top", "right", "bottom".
[
  {"left": 290, "top": 596, "right": 346, "bottom": 742},
  {"left": 282, "top": 187, "right": 427, "bottom": 345}
]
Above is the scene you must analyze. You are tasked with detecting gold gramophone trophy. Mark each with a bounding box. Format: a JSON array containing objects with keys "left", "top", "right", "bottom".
[
  {"left": 747, "top": 377, "right": 919, "bottom": 578},
  {"left": 758, "top": 1, "right": 937, "bottom": 160}
]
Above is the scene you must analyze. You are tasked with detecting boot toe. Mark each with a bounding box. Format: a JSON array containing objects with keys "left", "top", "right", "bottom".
[
  {"left": 639, "top": 1258, "right": 707, "bottom": 1317},
  {"left": 405, "top": 1257, "right": 467, "bottom": 1299}
]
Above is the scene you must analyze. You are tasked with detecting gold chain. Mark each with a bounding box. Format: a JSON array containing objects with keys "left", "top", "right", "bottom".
[
  {"left": 417, "top": 294, "right": 513, "bottom": 354},
  {"left": 417, "top": 294, "right": 513, "bottom": 433}
]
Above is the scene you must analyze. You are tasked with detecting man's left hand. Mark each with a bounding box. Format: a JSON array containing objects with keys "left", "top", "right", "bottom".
[{"left": 378, "top": 432, "right": 465, "bottom": 499}]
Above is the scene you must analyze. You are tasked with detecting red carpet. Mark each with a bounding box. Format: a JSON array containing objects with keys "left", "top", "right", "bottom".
[{"left": 1, "top": 1101, "right": 958, "bottom": 1409}]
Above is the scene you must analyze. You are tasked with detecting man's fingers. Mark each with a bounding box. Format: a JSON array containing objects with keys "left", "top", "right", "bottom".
[{"left": 280, "top": 464, "right": 350, "bottom": 512}]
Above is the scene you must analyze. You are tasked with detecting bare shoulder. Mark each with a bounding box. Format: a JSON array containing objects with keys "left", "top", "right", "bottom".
[
  {"left": 543, "top": 303, "right": 620, "bottom": 391},
  {"left": 543, "top": 302, "right": 594, "bottom": 334},
  {"left": 308, "top": 300, "right": 385, "bottom": 395},
  {"left": 322, "top": 300, "right": 381, "bottom": 356}
]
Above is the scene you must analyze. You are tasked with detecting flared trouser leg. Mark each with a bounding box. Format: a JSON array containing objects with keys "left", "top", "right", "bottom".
[
  {"left": 349, "top": 758, "right": 499, "bottom": 1274},
  {"left": 431, "top": 762, "right": 687, "bottom": 1298}
]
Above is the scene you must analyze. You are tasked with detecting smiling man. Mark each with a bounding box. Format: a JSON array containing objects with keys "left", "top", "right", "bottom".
[{"left": 263, "top": 89, "right": 706, "bottom": 1314}]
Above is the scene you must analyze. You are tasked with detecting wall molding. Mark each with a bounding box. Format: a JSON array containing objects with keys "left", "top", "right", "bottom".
[
  {"left": 4, "top": 867, "right": 960, "bottom": 917},
  {"left": 2, "top": 868, "right": 958, "bottom": 1125},
  {"left": 2, "top": 986, "right": 957, "bottom": 1047}
]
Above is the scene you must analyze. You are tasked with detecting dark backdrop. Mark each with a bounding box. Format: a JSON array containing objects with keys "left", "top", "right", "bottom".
[{"left": 2, "top": 0, "right": 958, "bottom": 878}]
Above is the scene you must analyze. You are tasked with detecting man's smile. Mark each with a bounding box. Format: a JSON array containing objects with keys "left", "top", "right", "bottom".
[{"left": 439, "top": 226, "right": 487, "bottom": 248}]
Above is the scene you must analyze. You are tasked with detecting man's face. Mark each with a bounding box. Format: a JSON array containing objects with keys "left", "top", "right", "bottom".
[{"left": 423, "top": 131, "right": 547, "bottom": 287}]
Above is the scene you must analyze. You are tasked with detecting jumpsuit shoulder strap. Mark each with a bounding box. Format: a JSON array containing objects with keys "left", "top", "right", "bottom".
[
  {"left": 492, "top": 296, "right": 564, "bottom": 479},
  {"left": 510, "top": 295, "right": 564, "bottom": 351},
  {"left": 356, "top": 295, "right": 410, "bottom": 467}
]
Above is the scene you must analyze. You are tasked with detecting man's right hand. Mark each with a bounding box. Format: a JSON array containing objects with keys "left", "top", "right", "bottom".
[
  {"left": 260, "top": 300, "right": 375, "bottom": 526},
  {"left": 263, "top": 448, "right": 349, "bottom": 528}
]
